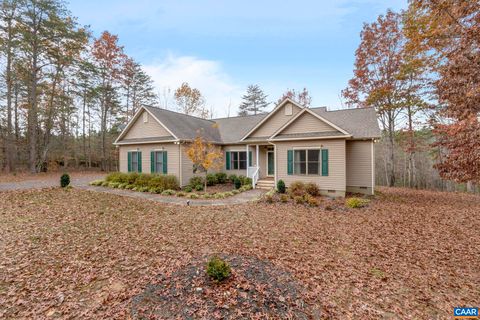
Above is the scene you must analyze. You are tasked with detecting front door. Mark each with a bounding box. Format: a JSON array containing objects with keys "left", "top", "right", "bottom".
[{"left": 267, "top": 151, "right": 274, "bottom": 176}]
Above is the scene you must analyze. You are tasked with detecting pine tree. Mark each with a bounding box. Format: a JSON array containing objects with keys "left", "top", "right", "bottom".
[{"left": 238, "top": 84, "right": 269, "bottom": 116}]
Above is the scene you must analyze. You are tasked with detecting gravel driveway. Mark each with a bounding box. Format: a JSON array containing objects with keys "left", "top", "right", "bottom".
[{"left": 0, "top": 173, "right": 106, "bottom": 191}]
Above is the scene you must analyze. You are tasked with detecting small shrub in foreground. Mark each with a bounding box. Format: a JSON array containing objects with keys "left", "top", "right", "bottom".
[
  {"left": 265, "top": 195, "right": 274, "bottom": 203},
  {"left": 161, "top": 189, "right": 176, "bottom": 196},
  {"left": 189, "top": 176, "right": 204, "bottom": 188},
  {"left": 280, "top": 194, "right": 289, "bottom": 203},
  {"left": 176, "top": 191, "right": 186, "bottom": 197},
  {"left": 108, "top": 182, "right": 121, "bottom": 188},
  {"left": 183, "top": 185, "right": 193, "bottom": 193},
  {"left": 89, "top": 179, "right": 104, "bottom": 186},
  {"left": 215, "top": 172, "right": 227, "bottom": 184},
  {"left": 228, "top": 174, "right": 238, "bottom": 183},
  {"left": 346, "top": 197, "right": 370, "bottom": 208},
  {"left": 60, "top": 173, "right": 70, "bottom": 188},
  {"left": 289, "top": 181, "right": 305, "bottom": 197},
  {"left": 304, "top": 194, "right": 319, "bottom": 207},
  {"left": 101, "top": 181, "right": 110, "bottom": 187},
  {"left": 206, "top": 256, "right": 231, "bottom": 282},
  {"left": 277, "top": 179, "right": 286, "bottom": 193},
  {"left": 305, "top": 182, "right": 320, "bottom": 196},
  {"left": 206, "top": 173, "right": 218, "bottom": 186},
  {"left": 195, "top": 184, "right": 204, "bottom": 192},
  {"left": 187, "top": 193, "right": 200, "bottom": 199},
  {"left": 294, "top": 195, "right": 305, "bottom": 205},
  {"left": 234, "top": 178, "right": 241, "bottom": 189}
]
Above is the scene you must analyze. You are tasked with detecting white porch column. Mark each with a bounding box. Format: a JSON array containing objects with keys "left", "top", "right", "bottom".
[
  {"left": 246, "top": 144, "right": 250, "bottom": 167},
  {"left": 256, "top": 145, "right": 259, "bottom": 167}
]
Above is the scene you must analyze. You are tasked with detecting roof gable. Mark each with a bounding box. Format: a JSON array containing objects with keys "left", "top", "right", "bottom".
[
  {"left": 241, "top": 98, "right": 302, "bottom": 140},
  {"left": 277, "top": 111, "right": 340, "bottom": 135},
  {"left": 114, "top": 107, "right": 177, "bottom": 144}
]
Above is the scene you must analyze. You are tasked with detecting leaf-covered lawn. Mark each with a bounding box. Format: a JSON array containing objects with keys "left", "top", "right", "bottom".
[{"left": 0, "top": 187, "right": 479, "bottom": 319}]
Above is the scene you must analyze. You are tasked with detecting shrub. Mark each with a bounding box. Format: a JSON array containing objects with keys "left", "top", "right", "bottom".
[
  {"left": 125, "top": 184, "right": 135, "bottom": 190},
  {"left": 176, "top": 191, "right": 186, "bottom": 197},
  {"left": 223, "top": 191, "right": 234, "bottom": 197},
  {"left": 126, "top": 172, "right": 139, "bottom": 184},
  {"left": 148, "top": 174, "right": 179, "bottom": 191},
  {"left": 206, "top": 257, "right": 231, "bottom": 282},
  {"left": 183, "top": 185, "right": 193, "bottom": 193},
  {"left": 280, "top": 194, "right": 289, "bottom": 203},
  {"left": 189, "top": 176, "right": 204, "bottom": 188},
  {"left": 237, "top": 175, "right": 251, "bottom": 186},
  {"left": 243, "top": 177, "right": 252, "bottom": 186},
  {"left": 118, "top": 183, "right": 128, "bottom": 189},
  {"left": 108, "top": 182, "right": 121, "bottom": 188},
  {"left": 89, "top": 179, "right": 104, "bottom": 186},
  {"left": 305, "top": 182, "right": 320, "bottom": 196},
  {"left": 135, "top": 174, "right": 152, "bottom": 187},
  {"left": 60, "top": 173, "right": 70, "bottom": 188},
  {"left": 195, "top": 184, "right": 204, "bottom": 192},
  {"left": 234, "top": 178, "right": 241, "bottom": 189},
  {"left": 161, "top": 189, "right": 176, "bottom": 196},
  {"left": 187, "top": 193, "right": 200, "bottom": 199},
  {"left": 277, "top": 179, "right": 286, "bottom": 193},
  {"left": 239, "top": 184, "right": 252, "bottom": 192},
  {"left": 214, "top": 193, "right": 226, "bottom": 199},
  {"left": 265, "top": 195, "right": 274, "bottom": 203},
  {"left": 139, "top": 186, "right": 150, "bottom": 192},
  {"left": 105, "top": 172, "right": 129, "bottom": 183},
  {"left": 228, "top": 174, "right": 237, "bottom": 183},
  {"left": 149, "top": 187, "right": 162, "bottom": 194},
  {"left": 346, "top": 197, "right": 370, "bottom": 208},
  {"left": 206, "top": 173, "right": 218, "bottom": 186},
  {"left": 304, "top": 194, "right": 319, "bottom": 207},
  {"left": 203, "top": 193, "right": 214, "bottom": 199},
  {"left": 215, "top": 172, "right": 227, "bottom": 184},
  {"left": 231, "top": 189, "right": 240, "bottom": 195},
  {"left": 294, "top": 195, "right": 305, "bottom": 204},
  {"left": 101, "top": 181, "right": 110, "bottom": 187},
  {"left": 288, "top": 181, "right": 305, "bottom": 197}
]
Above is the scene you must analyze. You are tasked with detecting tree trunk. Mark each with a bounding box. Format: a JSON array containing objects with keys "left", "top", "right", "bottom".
[
  {"left": 387, "top": 112, "right": 396, "bottom": 187},
  {"left": 4, "top": 15, "right": 14, "bottom": 173},
  {"left": 28, "top": 47, "right": 39, "bottom": 173}
]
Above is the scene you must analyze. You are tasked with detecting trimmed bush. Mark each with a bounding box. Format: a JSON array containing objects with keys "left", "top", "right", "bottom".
[
  {"left": 239, "top": 184, "right": 252, "bottom": 192},
  {"left": 265, "top": 194, "right": 274, "bottom": 203},
  {"left": 346, "top": 197, "right": 370, "bottom": 208},
  {"left": 176, "top": 191, "right": 186, "bottom": 197},
  {"left": 135, "top": 174, "right": 151, "bottom": 187},
  {"left": 228, "top": 174, "right": 238, "bottom": 183},
  {"left": 126, "top": 172, "right": 139, "bottom": 184},
  {"left": 101, "top": 181, "right": 110, "bottom": 187},
  {"left": 206, "top": 173, "right": 218, "bottom": 186},
  {"left": 183, "top": 185, "right": 193, "bottom": 193},
  {"left": 108, "top": 182, "right": 121, "bottom": 188},
  {"left": 118, "top": 183, "right": 128, "bottom": 189},
  {"left": 288, "top": 181, "right": 305, "bottom": 197},
  {"left": 277, "top": 179, "right": 286, "bottom": 193},
  {"left": 304, "top": 194, "right": 319, "bottom": 207},
  {"left": 214, "top": 193, "right": 226, "bottom": 199},
  {"left": 189, "top": 176, "right": 204, "bottom": 188},
  {"left": 125, "top": 184, "right": 135, "bottom": 190},
  {"left": 195, "top": 184, "right": 204, "bottom": 192},
  {"left": 231, "top": 189, "right": 240, "bottom": 195},
  {"left": 60, "top": 173, "right": 70, "bottom": 188},
  {"left": 234, "top": 178, "right": 241, "bottom": 189},
  {"left": 237, "top": 175, "right": 251, "bottom": 186},
  {"left": 187, "top": 193, "right": 200, "bottom": 199},
  {"left": 89, "top": 179, "right": 104, "bottom": 186},
  {"left": 280, "top": 194, "right": 289, "bottom": 203},
  {"left": 161, "top": 189, "right": 176, "bottom": 196},
  {"left": 206, "top": 257, "right": 231, "bottom": 282},
  {"left": 105, "top": 172, "right": 129, "bottom": 183},
  {"left": 215, "top": 172, "right": 227, "bottom": 184},
  {"left": 305, "top": 182, "right": 320, "bottom": 196},
  {"left": 294, "top": 195, "right": 305, "bottom": 204},
  {"left": 149, "top": 187, "right": 162, "bottom": 194},
  {"left": 139, "top": 186, "right": 150, "bottom": 192}
]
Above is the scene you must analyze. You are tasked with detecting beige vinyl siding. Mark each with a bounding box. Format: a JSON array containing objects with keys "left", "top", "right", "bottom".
[
  {"left": 346, "top": 140, "right": 374, "bottom": 195},
  {"left": 249, "top": 103, "right": 301, "bottom": 138},
  {"left": 275, "top": 139, "right": 346, "bottom": 195},
  {"left": 122, "top": 110, "right": 173, "bottom": 140},
  {"left": 280, "top": 112, "right": 338, "bottom": 135},
  {"left": 119, "top": 143, "right": 180, "bottom": 178},
  {"left": 258, "top": 146, "right": 269, "bottom": 178}
]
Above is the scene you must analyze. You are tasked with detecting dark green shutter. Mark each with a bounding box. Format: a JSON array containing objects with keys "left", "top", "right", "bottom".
[
  {"left": 321, "top": 149, "right": 329, "bottom": 176},
  {"left": 137, "top": 152, "right": 142, "bottom": 173},
  {"left": 162, "top": 151, "right": 168, "bottom": 174},
  {"left": 249, "top": 151, "right": 252, "bottom": 167},
  {"left": 225, "top": 152, "right": 230, "bottom": 170},
  {"left": 287, "top": 150, "right": 293, "bottom": 175},
  {"left": 151, "top": 151, "right": 155, "bottom": 173},
  {"left": 127, "top": 152, "right": 132, "bottom": 172}
]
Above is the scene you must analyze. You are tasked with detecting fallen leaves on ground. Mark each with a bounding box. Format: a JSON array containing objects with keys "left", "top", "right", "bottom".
[{"left": 0, "top": 187, "right": 479, "bottom": 319}]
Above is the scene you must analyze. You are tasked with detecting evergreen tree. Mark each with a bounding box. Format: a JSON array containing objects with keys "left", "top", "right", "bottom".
[{"left": 238, "top": 84, "right": 269, "bottom": 116}]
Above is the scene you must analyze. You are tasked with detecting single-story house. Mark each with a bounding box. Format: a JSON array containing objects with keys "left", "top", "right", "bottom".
[{"left": 113, "top": 98, "right": 381, "bottom": 196}]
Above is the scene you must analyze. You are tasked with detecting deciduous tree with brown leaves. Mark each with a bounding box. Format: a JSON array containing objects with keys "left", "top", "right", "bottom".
[
  {"left": 174, "top": 82, "right": 209, "bottom": 118},
  {"left": 277, "top": 88, "right": 311, "bottom": 108},
  {"left": 406, "top": 0, "right": 480, "bottom": 185}
]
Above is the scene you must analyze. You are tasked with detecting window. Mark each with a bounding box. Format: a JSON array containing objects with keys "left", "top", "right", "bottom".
[
  {"left": 229, "top": 151, "right": 248, "bottom": 170},
  {"left": 143, "top": 112, "right": 148, "bottom": 123},
  {"left": 293, "top": 149, "right": 321, "bottom": 175},
  {"left": 131, "top": 151, "right": 139, "bottom": 172},
  {"left": 154, "top": 151, "right": 163, "bottom": 173}
]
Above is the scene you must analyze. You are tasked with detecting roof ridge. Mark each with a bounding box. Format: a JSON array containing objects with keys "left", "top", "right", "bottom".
[
  {"left": 144, "top": 105, "right": 216, "bottom": 123},
  {"left": 213, "top": 113, "right": 267, "bottom": 120},
  {"left": 312, "top": 106, "right": 375, "bottom": 113}
]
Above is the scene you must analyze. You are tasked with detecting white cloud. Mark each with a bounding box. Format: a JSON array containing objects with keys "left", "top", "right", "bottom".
[{"left": 143, "top": 54, "right": 242, "bottom": 118}]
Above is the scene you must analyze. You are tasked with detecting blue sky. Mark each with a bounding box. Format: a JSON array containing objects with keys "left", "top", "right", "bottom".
[{"left": 68, "top": 0, "right": 407, "bottom": 117}]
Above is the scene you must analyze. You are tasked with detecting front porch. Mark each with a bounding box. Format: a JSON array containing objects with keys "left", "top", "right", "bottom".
[{"left": 245, "top": 143, "right": 275, "bottom": 189}]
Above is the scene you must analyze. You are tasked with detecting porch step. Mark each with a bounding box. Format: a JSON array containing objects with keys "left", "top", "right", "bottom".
[{"left": 256, "top": 179, "right": 275, "bottom": 190}]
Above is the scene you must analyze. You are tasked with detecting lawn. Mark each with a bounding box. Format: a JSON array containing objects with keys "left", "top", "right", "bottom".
[{"left": 0, "top": 187, "right": 479, "bottom": 319}]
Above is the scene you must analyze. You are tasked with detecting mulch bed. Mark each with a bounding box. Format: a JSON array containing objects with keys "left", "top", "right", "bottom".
[{"left": 131, "top": 255, "right": 312, "bottom": 319}]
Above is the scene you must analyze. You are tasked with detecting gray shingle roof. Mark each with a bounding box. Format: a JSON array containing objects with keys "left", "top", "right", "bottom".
[
  {"left": 311, "top": 107, "right": 381, "bottom": 139},
  {"left": 271, "top": 131, "right": 346, "bottom": 140},
  {"left": 144, "top": 106, "right": 223, "bottom": 143},
  {"left": 138, "top": 105, "right": 380, "bottom": 144}
]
